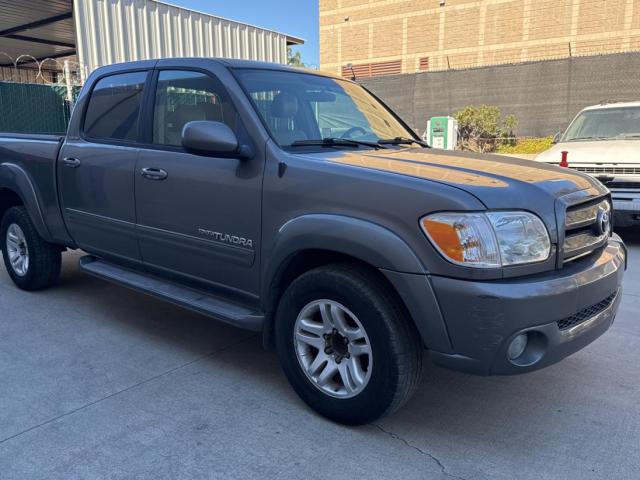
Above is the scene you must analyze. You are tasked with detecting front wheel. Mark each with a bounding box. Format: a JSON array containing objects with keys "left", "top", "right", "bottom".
[
  {"left": 275, "top": 264, "right": 423, "bottom": 425},
  {"left": 1, "top": 206, "right": 61, "bottom": 291}
]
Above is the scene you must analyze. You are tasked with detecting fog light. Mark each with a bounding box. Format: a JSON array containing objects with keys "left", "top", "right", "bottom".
[{"left": 507, "top": 333, "right": 528, "bottom": 360}]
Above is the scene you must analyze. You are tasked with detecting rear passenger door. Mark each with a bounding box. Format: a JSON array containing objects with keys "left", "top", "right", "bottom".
[
  {"left": 134, "top": 68, "right": 264, "bottom": 295},
  {"left": 59, "top": 70, "right": 149, "bottom": 262}
]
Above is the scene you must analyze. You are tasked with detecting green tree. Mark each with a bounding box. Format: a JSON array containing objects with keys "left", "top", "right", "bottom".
[
  {"left": 287, "top": 46, "right": 305, "bottom": 67},
  {"left": 454, "top": 105, "right": 519, "bottom": 153}
]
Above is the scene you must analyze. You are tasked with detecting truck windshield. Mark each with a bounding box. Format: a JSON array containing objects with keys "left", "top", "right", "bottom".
[
  {"left": 233, "top": 68, "right": 415, "bottom": 147},
  {"left": 563, "top": 107, "right": 640, "bottom": 142}
]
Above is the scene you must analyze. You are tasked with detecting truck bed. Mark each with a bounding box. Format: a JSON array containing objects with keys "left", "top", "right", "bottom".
[
  {"left": 0, "top": 133, "right": 70, "bottom": 244},
  {"left": 0, "top": 133, "right": 64, "bottom": 142}
]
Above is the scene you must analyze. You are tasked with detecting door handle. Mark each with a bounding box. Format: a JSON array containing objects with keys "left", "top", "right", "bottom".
[
  {"left": 62, "top": 157, "right": 81, "bottom": 168},
  {"left": 140, "top": 167, "right": 168, "bottom": 181}
]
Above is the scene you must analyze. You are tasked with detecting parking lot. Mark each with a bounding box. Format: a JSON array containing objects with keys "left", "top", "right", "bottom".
[{"left": 0, "top": 229, "right": 638, "bottom": 480}]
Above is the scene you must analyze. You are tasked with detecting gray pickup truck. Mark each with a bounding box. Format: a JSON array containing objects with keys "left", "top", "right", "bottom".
[{"left": 0, "top": 59, "right": 627, "bottom": 424}]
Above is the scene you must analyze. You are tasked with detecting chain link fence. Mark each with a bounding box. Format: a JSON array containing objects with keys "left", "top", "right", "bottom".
[
  {"left": 0, "top": 54, "right": 83, "bottom": 135},
  {"left": 0, "top": 82, "right": 80, "bottom": 135}
]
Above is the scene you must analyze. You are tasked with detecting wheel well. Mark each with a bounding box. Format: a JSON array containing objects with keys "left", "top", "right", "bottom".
[
  {"left": 263, "top": 249, "right": 412, "bottom": 349},
  {"left": 0, "top": 188, "right": 23, "bottom": 223}
]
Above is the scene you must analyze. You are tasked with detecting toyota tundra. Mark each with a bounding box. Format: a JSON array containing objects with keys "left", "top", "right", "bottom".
[{"left": 0, "top": 59, "right": 626, "bottom": 424}]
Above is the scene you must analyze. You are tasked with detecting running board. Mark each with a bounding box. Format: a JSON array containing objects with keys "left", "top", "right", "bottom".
[{"left": 79, "top": 256, "right": 264, "bottom": 331}]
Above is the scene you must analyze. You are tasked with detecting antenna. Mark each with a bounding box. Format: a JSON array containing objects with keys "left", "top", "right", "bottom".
[{"left": 346, "top": 63, "right": 356, "bottom": 81}]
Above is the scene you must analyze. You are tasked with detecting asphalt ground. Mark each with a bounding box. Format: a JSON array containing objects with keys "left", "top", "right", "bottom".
[{"left": 1, "top": 229, "right": 638, "bottom": 480}]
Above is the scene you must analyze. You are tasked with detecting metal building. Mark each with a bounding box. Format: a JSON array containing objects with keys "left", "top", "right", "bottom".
[{"left": 0, "top": 0, "right": 304, "bottom": 83}]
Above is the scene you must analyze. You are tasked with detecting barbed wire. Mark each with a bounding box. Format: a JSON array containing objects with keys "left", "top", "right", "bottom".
[{"left": 0, "top": 53, "right": 85, "bottom": 87}]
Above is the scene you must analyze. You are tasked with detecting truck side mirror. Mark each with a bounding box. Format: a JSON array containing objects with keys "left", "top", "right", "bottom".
[
  {"left": 182, "top": 121, "right": 249, "bottom": 158},
  {"left": 552, "top": 132, "right": 562, "bottom": 144}
]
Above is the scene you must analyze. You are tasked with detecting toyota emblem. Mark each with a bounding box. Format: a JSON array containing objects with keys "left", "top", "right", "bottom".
[{"left": 596, "top": 208, "right": 611, "bottom": 236}]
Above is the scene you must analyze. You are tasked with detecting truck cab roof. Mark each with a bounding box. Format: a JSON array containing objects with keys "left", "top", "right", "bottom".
[{"left": 89, "top": 57, "right": 345, "bottom": 81}]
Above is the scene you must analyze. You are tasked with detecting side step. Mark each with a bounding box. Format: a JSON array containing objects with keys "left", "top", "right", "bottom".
[{"left": 79, "top": 256, "right": 264, "bottom": 331}]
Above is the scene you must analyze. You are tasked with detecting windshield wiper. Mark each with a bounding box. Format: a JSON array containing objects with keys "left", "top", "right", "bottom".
[
  {"left": 290, "top": 138, "right": 387, "bottom": 149},
  {"left": 378, "top": 137, "right": 431, "bottom": 148}
]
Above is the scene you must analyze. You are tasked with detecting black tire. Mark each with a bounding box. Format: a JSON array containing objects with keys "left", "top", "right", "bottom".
[
  {"left": 1, "top": 206, "right": 61, "bottom": 291},
  {"left": 275, "top": 263, "right": 423, "bottom": 425}
]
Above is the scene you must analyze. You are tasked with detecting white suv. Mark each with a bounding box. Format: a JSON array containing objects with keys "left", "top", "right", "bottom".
[{"left": 536, "top": 101, "right": 640, "bottom": 227}]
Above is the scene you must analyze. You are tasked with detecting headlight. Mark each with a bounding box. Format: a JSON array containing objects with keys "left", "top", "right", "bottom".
[{"left": 420, "top": 211, "right": 551, "bottom": 268}]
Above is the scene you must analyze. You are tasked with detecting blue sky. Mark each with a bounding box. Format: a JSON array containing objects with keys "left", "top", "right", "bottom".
[{"left": 170, "top": 0, "right": 320, "bottom": 67}]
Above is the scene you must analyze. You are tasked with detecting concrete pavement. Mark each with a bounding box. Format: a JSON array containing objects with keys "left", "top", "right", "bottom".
[{"left": 1, "top": 230, "right": 639, "bottom": 480}]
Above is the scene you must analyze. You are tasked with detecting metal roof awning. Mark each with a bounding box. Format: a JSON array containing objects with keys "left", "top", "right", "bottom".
[
  {"left": 0, "top": 0, "right": 305, "bottom": 79},
  {"left": 0, "top": 0, "right": 76, "bottom": 67}
]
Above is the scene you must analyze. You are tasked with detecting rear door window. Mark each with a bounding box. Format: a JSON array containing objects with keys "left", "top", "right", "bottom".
[{"left": 83, "top": 71, "right": 147, "bottom": 142}]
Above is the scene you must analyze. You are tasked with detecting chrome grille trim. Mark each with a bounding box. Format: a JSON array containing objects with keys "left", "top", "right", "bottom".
[
  {"left": 573, "top": 166, "right": 640, "bottom": 175},
  {"left": 564, "top": 232, "right": 608, "bottom": 257},
  {"left": 565, "top": 202, "right": 601, "bottom": 229},
  {"left": 562, "top": 198, "right": 611, "bottom": 263}
]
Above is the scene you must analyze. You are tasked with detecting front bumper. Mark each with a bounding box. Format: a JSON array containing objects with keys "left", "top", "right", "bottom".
[
  {"left": 612, "top": 197, "right": 640, "bottom": 226},
  {"left": 386, "top": 235, "right": 626, "bottom": 376},
  {"left": 609, "top": 182, "right": 640, "bottom": 226}
]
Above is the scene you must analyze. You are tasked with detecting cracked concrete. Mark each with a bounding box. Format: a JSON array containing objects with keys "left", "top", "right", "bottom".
[
  {"left": 1, "top": 228, "right": 639, "bottom": 479},
  {"left": 372, "top": 424, "right": 468, "bottom": 480}
]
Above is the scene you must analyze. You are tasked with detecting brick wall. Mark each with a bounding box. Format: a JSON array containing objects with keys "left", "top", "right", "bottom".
[{"left": 320, "top": 0, "right": 640, "bottom": 76}]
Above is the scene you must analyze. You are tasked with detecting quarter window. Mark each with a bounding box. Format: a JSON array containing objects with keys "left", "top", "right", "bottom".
[
  {"left": 84, "top": 72, "right": 147, "bottom": 141},
  {"left": 153, "top": 70, "right": 237, "bottom": 147}
]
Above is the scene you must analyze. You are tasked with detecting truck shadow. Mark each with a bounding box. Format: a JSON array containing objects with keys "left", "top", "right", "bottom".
[
  {"left": 50, "top": 250, "right": 585, "bottom": 442},
  {"left": 3, "top": 247, "right": 623, "bottom": 455}
]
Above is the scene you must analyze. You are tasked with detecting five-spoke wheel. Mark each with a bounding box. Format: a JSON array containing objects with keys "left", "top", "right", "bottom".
[
  {"left": 275, "top": 264, "right": 423, "bottom": 425},
  {"left": 294, "top": 299, "right": 372, "bottom": 398},
  {"left": 5, "top": 223, "right": 29, "bottom": 277},
  {"left": 1, "top": 206, "right": 61, "bottom": 291}
]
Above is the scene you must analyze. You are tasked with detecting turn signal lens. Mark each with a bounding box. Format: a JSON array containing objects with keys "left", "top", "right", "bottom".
[
  {"left": 420, "top": 211, "right": 551, "bottom": 268},
  {"left": 421, "top": 213, "right": 500, "bottom": 267}
]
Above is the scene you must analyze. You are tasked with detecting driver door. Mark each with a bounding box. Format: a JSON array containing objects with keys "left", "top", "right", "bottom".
[{"left": 134, "top": 68, "right": 264, "bottom": 295}]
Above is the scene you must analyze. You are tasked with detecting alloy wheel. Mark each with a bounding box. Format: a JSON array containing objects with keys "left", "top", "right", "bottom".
[
  {"left": 293, "top": 299, "right": 373, "bottom": 398},
  {"left": 6, "top": 223, "right": 29, "bottom": 277}
]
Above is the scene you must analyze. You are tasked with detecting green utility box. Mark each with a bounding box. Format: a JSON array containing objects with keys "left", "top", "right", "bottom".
[{"left": 426, "top": 116, "right": 458, "bottom": 150}]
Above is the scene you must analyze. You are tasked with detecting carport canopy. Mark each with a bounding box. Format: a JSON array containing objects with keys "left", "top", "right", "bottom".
[
  {"left": 0, "top": 0, "right": 76, "bottom": 68},
  {"left": 0, "top": 0, "right": 304, "bottom": 71}
]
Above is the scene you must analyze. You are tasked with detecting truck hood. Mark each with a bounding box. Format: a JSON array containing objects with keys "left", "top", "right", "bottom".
[
  {"left": 536, "top": 140, "right": 640, "bottom": 166},
  {"left": 321, "top": 147, "right": 604, "bottom": 207}
]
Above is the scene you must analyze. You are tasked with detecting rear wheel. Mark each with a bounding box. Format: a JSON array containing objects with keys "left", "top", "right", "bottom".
[
  {"left": 1, "top": 207, "right": 61, "bottom": 291},
  {"left": 275, "top": 264, "right": 423, "bottom": 425}
]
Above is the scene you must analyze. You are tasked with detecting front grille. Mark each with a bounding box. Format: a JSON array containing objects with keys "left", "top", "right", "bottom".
[
  {"left": 563, "top": 198, "right": 611, "bottom": 262},
  {"left": 605, "top": 181, "right": 640, "bottom": 190},
  {"left": 573, "top": 166, "right": 640, "bottom": 175},
  {"left": 556, "top": 291, "right": 617, "bottom": 331}
]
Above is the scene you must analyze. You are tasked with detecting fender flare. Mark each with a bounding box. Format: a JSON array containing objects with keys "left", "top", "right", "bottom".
[
  {"left": 263, "top": 214, "right": 426, "bottom": 295},
  {"left": 260, "top": 214, "right": 457, "bottom": 351},
  {"left": 0, "top": 162, "right": 51, "bottom": 240},
  {"left": 261, "top": 214, "right": 453, "bottom": 352}
]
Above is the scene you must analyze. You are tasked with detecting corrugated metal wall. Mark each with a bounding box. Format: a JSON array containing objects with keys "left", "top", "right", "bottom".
[{"left": 74, "top": 0, "right": 289, "bottom": 80}]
